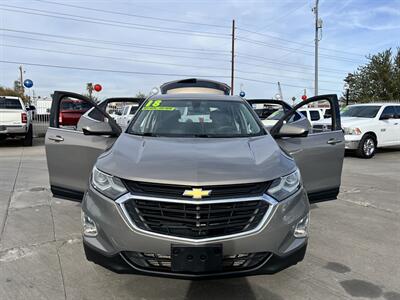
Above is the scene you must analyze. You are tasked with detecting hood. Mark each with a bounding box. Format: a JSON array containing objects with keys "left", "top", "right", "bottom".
[
  {"left": 341, "top": 117, "right": 374, "bottom": 128},
  {"left": 96, "top": 133, "right": 295, "bottom": 186}
]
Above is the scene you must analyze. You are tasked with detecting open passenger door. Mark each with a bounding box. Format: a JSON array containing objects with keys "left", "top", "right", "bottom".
[
  {"left": 45, "top": 92, "right": 141, "bottom": 200},
  {"left": 269, "top": 95, "right": 344, "bottom": 202}
]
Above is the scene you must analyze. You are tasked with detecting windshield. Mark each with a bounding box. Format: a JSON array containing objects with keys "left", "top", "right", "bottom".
[
  {"left": 0, "top": 98, "right": 22, "bottom": 109},
  {"left": 129, "top": 99, "right": 264, "bottom": 137},
  {"left": 341, "top": 106, "right": 381, "bottom": 118}
]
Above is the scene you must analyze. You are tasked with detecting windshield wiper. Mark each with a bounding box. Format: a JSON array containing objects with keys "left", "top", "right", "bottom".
[
  {"left": 134, "top": 132, "right": 159, "bottom": 137},
  {"left": 193, "top": 134, "right": 213, "bottom": 138}
]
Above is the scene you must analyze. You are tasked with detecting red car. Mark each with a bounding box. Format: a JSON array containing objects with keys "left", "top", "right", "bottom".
[{"left": 59, "top": 98, "right": 92, "bottom": 126}]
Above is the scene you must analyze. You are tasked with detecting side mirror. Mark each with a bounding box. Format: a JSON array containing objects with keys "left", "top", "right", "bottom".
[
  {"left": 380, "top": 114, "right": 394, "bottom": 120},
  {"left": 82, "top": 122, "right": 116, "bottom": 136},
  {"left": 274, "top": 124, "right": 308, "bottom": 138}
]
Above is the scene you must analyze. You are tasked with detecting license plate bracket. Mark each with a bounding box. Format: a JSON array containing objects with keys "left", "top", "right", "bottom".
[{"left": 171, "top": 244, "right": 223, "bottom": 273}]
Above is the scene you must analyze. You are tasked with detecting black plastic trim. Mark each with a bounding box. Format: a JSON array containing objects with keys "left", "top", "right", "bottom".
[
  {"left": 51, "top": 185, "right": 84, "bottom": 201},
  {"left": 83, "top": 241, "right": 307, "bottom": 279},
  {"left": 307, "top": 187, "right": 339, "bottom": 203}
]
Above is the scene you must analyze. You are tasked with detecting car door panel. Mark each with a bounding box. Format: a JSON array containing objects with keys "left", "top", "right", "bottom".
[
  {"left": 271, "top": 95, "right": 344, "bottom": 202},
  {"left": 46, "top": 127, "right": 116, "bottom": 197},
  {"left": 379, "top": 106, "right": 398, "bottom": 145},
  {"left": 46, "top": 91, "right": 121, "bottom": 200},
  {"left": 277, "top": 130, "right": 344, "bottom": 199}
]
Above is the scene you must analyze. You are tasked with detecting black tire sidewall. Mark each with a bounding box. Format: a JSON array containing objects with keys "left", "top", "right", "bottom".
[
  {"left": 358, "top": 134, "right": 376, "bottom": 158},
  {"left": 23, "top": 125, "right": 33, "bottom": 146}
]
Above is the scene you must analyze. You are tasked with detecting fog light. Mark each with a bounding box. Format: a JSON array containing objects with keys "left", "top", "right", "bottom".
[
  {"left": 81, "top": 211, "right": 98, "bottom": 237},
  {"left": 294, "top": 214, "right": 309, "bottom": 238}
]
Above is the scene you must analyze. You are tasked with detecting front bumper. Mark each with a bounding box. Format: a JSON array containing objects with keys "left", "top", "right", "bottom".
[
  {"left": 83, "top": 240, "right": 307, "bottom": 279},
  {"left": 344, "top": 134, "right": 361, "bottom": 149},
  {"left": 82, "top": 185, "right": 309, "bottom": 278}
]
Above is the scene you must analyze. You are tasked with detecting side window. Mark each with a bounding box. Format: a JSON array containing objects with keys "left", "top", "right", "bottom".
[
  {"left": 309, "top": 110, "right": 321, "bottom": 121},
  {"left": 299, "top": 111, "right": 307, "bottom": 118},
  {"left": 292, "top": 112, "right": 301, "bottom": 121},
  {"left": 395, "top": 106, "right": 400, "bottom": 118},
  {"left": 130, "top": 106, "right": 138, "bottom": 115},
  {"left": 380, "top": 106, "right": 395, "bottom": 119},
  {"left": 58, "top": 97, "right": 93, "bottom": 131}
]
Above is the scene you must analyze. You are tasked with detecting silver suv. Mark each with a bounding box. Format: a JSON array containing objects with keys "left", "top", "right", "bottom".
[{"left": 45, "top": 87, "right": 344, "bottom": 278}]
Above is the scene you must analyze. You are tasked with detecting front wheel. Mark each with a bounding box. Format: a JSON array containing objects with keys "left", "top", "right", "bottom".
[{"left": 356, "top": 134, "right": 376, "bottom": 158}]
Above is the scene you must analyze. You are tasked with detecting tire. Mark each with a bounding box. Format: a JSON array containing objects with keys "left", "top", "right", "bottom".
[
  {"left": 23, "top": 125, "right": 33, "bottom": 147},
  {"left": 356, "top": 134, "right": 376, "bottom": 158}
]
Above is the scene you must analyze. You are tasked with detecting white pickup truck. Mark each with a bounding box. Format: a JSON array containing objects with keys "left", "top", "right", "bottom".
[
  {"left": 0, "top": 96, "right": 33, "bottom": 146},
  {"left": 336, "top": 103, "right": 400, "bottom": 158}
]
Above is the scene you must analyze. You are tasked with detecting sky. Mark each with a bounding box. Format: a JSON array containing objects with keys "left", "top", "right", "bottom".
[{"left": 1, "top": 0, "right": 400, "bottom": 102}]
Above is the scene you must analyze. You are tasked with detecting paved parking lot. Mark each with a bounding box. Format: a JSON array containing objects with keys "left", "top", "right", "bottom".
[{"left": 0, "top": 138, "right": 399, "bottom": 300}]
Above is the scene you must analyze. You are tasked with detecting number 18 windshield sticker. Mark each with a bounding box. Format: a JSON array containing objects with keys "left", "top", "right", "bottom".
[{"left": 142, "top": 100, "right": 176, "bottom": 111}]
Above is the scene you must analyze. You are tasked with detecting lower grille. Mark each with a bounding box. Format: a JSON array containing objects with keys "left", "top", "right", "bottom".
[
  {"left": 123, "top": 199, "right": 269, "bottom": 239},
  {"left": 123, "top": 251, "right": 270, "bottom": 273}
]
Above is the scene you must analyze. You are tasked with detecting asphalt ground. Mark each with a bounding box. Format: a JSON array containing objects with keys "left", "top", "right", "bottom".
[{"left": 0, "top": 138, "right": 399, "bottom": 300}]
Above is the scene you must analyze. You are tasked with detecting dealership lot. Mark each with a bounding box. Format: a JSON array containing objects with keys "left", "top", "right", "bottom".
[{"left": 0, "top": 139, "right": 399, "bottom": 300}]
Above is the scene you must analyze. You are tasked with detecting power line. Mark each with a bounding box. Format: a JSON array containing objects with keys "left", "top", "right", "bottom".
[
  {"left": 236, "top": 52, "right": 348, "bottom": 74},
  {"left": 0, "top": 5, "right": 230, "bottom": 39},
  {"left": 1, "top": 34, "right": 231, "bottom": 63},
  {"left": 237, "top": 27, "right": 363, "bottom": 57},
  {"left": 0, "top": 60, "right": 338, "bottom": 92},
  {"left": 1, "top": 30, "right": 349, "bottom": 79},
  {"left": 0, "top": 28, "right": 230, "bottom": 55},
  {"left": 34, "top": 0, "right": 230, "bottom": 29},
  {"left": 236, "top": 77, "right": 338, "bottom": 93},
  {"left": 1, "top": 33, "right": 345, "bottom": 83},
  {"left": 0, "top": 44, "right": 232, "bottom": 72},
  {"left": 0, "top": 43, "right": 341, "bottom": 85},
  {"left": 0, "top": 59, "right": 231, "bottom": 78},
  {"left": 239, "top": 2, "right": 309, "bottom": 39},
  {"left": 237, "top": 37, "right": 363, "bottom": 63}
]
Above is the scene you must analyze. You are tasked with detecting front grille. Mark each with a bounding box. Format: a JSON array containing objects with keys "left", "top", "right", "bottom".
[
  {"left": 123, "top": 251, "right": 270, "bottom": 273},
  {"left": 123, "top": 180, "right": 270, "bottom": 200},
  {"left": 123, "top": 199, "right": 269, "bottom": 239}
]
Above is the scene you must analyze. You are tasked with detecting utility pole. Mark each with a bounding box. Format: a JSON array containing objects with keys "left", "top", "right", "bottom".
[
  {"left": 312, "top": 0, "right": 322, "bottom": 97},
  {"left": 19, "top": 65, "right": 25, "bottom": 95},
  {"left": 277, "top": 81, "right": 283, "bottom": 100},
  {"left": 230, "top": 19, "right": 235, "bottom": 96}
]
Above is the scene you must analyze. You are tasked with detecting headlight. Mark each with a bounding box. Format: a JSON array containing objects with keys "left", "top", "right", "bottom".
[
  {"left": 267, "top": 169, "right": 301, "bottom": 201},
  {"left": 343, "top": 127, "right": 362, "bottom": 135},
  {"left": 92, "top": 167, "right": 127, "bottom": 199}
]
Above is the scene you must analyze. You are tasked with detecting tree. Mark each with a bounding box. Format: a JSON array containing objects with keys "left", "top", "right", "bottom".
[
  {"left": 344, "top": 48, "right": 400, "bottom": 103},
  {"left": 135, "top": 91, "right": 146, "bottom": 98},
  {"left": 0, "top": 85, "right": 30, "bottom": 103}
]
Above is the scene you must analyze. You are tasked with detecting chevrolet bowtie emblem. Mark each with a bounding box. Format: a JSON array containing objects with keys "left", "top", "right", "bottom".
[{"left": 183, "top": 188, "right": 211, "bottom": 199}]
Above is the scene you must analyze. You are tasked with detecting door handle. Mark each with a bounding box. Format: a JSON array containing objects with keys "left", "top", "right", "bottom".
[
  {"left": 327, "top": 138, "right": 342, "bottom": 145},
  {"left": 48, "top": 135, "right": 64, "bottom": 142}
]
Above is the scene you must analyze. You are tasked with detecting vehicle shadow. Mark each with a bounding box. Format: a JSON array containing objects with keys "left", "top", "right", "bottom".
[
  {"left": 184, "top": 277, "right": 283, "bottom": 300},
  {"left": 0, "top": 137, "right": 44, "bottom": 147}
]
